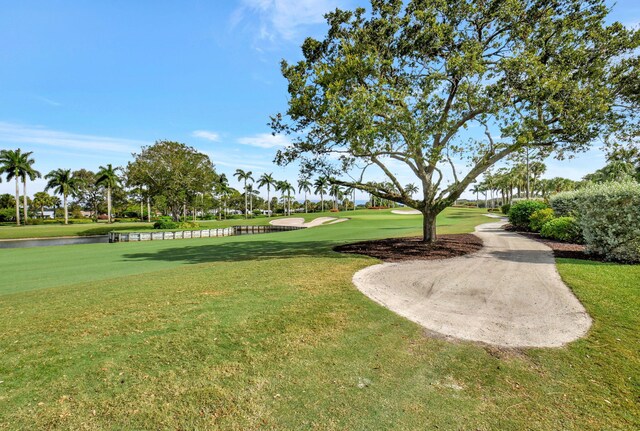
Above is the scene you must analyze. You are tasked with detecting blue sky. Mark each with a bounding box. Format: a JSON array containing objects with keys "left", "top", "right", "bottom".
[{"left": 0, "top": 0, "right": 638, "bottom": 200}]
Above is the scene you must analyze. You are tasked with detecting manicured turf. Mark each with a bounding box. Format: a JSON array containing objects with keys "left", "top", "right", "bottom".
[
  {"left": 0, "top": 208, "right": 637, "bottom": 430},
  {"left": 0, "top": 221, "right": 154, "bottom": 239},
  {"left": 0, "top": 208, "right": 486, "bottom": 295}
]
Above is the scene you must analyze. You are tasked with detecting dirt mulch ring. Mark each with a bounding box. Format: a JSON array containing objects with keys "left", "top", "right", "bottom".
[
  {"left": 508, "top": 229, "right": 607, "bottom": 262},
  {"left": 333, "top": 234, "right": 483, "bottom": 262}
]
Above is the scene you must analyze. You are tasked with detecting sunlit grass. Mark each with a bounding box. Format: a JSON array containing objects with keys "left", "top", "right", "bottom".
[{"left": 1, "top": 208, "right": 636, "bottom": 429}]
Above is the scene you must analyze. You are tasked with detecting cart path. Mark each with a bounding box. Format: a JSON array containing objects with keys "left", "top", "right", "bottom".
[{"left": 352, "top": 222, "right": 592, "bottom": 348}]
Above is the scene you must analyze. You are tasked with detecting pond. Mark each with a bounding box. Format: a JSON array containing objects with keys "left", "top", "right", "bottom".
[{"left": 0, "top": 235, "right": 109, "bottom": 249}]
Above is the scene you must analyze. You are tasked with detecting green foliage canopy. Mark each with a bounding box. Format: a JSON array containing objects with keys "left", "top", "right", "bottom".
[
  {"left": 272, "top": 0, "right": 639, "bottom": 241},
  {"left": 126, "top": 141, "right": 217, "bottom": 221}
]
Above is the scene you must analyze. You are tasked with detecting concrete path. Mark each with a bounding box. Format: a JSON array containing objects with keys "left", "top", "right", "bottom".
[{"left": 352, "top": 222, "right": 592, "bottom": 348}]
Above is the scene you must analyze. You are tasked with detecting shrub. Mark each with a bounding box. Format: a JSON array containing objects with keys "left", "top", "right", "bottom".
[
  {"left": 540, "top": 217, "right": 582, "bottom": 243},
  {"left": 572, "top": 182, "right": 640, "bottom": 262},
  {"left": 178, "top": 221, "right": 200, "bottom": 229},
  {"left": 500, "top": 203, "right": 511, "bottom": 215},
  {"left": 153, "top": 220, "right": 178, "bottom": 229},
  {"left": 529, "top": 208, "right": 555, "bottom": 232},
  {"left": 549, "top": 191, "right": 581, "bottom": 217},
  {"left": 507, "top": 200, "right": 548, "bottom": 230},
  {"left": 67, "top": 218, "right": 94, "bottom": 224},
  {"left": 0, "top": 208, "right": 16, "bottom": 222}
]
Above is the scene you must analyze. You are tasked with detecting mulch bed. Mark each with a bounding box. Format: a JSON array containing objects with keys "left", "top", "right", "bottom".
[
  {"left": 504, "top": 225, "right": 607, "bottom": 262},
  {"left": 333, "top": 234, "right": 483, "bottom": 262}
]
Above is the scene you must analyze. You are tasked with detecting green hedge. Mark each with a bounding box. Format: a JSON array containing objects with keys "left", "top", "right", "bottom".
[
  {"left": 508, "top": 200, "right": 548, "bottom": 230},
  {"left": 529, "top": 208, "right": 555, "bottom": 232},
  {"left": 572, "top": 182, "right": 640, "bottom": 262},
  {"left": 549, "top": 191, "right": 580, "bottom": 217},
  {"left": 540, "top": 217, "right": 582, "bottom": 243}
]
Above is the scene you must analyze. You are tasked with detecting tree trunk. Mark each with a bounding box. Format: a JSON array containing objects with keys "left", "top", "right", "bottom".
[
  {"left": 320, "top": 192, "right": 324, "bottom": 212},
  {"left": 422, "top": 211, "right": 437, "bottom": 243},
  {"left": 267, "top": 189, "right": 271, "bottom": 217},
  {"left": 525, "top": 147, "right": 530, "bottom": 199},
  {"left": 140, "top": 199, "right": 144, "bottom": 221},
  {"left": 244, "top": 181, "right": 248, "bottom": 219},
  {"left": 23, "top": 178, "right": 28, "bottom": 223},
  {"left": 15, "top": 176, "right": 20, "bottom": 226},
  {"left": 107, "top": 186, "right": 112, "bottom": 223},
  {"left": 304, "top": 191, "right": 307, "bottom": 213},
  {"left": 147, "top": 198, "right": 151, "bottom": 222},
  {"left": 63, "top": 194, "right": 68, "bottom": 225}
]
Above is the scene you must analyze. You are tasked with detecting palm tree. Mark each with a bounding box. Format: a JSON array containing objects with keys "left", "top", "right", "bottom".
[
  {"left": 277, "top": 180, "right": 295, "bottom": 216},
  {"left": 329, "top": 183, "right": 342, "bottom": 210},
  {"left": 233, "top": 169, "right": 254, "bottom": 219},
  {"left": 257, "top": 172, "right": 277, "bottom": 216},
  {"left": 297, "top": 177, "right": 312, "bottom": 213},
  {"left": 215, "top": 174, "right": 229, "bottom": 220},
  {"left": 0, "top": 149, "right": 38, "bottom": 226},
  {"left": 32, "top": 191, "right": 53, "bottom": 218},
  {"left": 45, "top": 169, "right": 82, "bottom": 225},
  {"left": 95, "top": 164, "right": 120, "bottom": 223},
  {"left": 313, "top": 177, "right": 329, "bottom": 212},
  {"left": 404, "top": 183, "right": 419, "bottom": 196},
  {"left": 19, "top": 152, "right": 40, "bottom": 223}
]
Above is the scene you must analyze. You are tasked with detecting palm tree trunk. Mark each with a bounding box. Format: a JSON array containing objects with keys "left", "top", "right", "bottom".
[
  {"left": 107, "top": 186, "right": 112, "bottom": 223},
  {"left": 267, "top": 188, "right": 271, "bottom": 216},
  {"left": 244, "top": 180, "right": 248, "bottom": 219},
  {"left": 321, "top": 192, "right": 324, "bottom": 212},
  {"left": 63, "top": 193, "right": 69, "bottom": 225},
  {"left": 22, "top": 177, "right": 28, "bottom": 224},
  {"left": 14, "top": 176, "right": 20, "bottom": 226},
  {"left": 304, "top": 191, "right": 307, "bottom": 213}
]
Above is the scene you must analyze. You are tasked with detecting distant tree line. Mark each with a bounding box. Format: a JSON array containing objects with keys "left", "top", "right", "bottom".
[{"left": 0, "top": 140, "right": 365, "bottom": 226}]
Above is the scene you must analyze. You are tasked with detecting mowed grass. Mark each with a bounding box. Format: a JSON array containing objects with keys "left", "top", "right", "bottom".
[
  {"left": 0, "top": 208, "right": 485, "bottom": 295},
  {"left": 0, "top": 208, "right": 637, "bottom": 430}
]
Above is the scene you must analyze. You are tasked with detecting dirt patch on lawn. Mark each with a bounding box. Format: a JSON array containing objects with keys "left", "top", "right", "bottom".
[{"left": 334, "top": 234, "right": 482, "bottom": 262}]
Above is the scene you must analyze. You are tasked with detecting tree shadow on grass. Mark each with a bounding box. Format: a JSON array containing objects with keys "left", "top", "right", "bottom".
[{"left": 121, "top": 237, "right": 355, "bottom": 265}]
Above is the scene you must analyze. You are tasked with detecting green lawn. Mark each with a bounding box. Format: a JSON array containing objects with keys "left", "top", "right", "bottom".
[
  {"left": 0, "top": 208, "right": 637, "bottom": 430},
  {"left": 0, "top": 221, "right": 154, "bottom": 239}
]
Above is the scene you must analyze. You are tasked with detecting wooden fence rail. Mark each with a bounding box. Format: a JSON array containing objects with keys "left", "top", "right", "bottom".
[{"left": 108, "top": 225, "right": 305, "bottom": 243}]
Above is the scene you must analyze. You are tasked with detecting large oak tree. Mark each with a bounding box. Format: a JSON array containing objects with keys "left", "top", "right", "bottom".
[
  {"left": 126, "top": 140, "right": 217, "bottom": 221},
  {"left": 272, "top": 0, "right": 639, "bottom": 241}
]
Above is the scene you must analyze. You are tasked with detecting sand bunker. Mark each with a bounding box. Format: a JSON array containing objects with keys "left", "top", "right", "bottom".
[
  {"left": 269, "top": 217, "right": 348, "bottom": 228},
  {"left": 352, "top": 222, "right": 591, "bottom": 348},
  {"left": 391, "top": 209, "right": 421, "bottom": 215}
]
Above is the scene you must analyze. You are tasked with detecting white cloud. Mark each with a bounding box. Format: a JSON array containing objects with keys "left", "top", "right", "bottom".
[
  {"left": 192, "top": 130, "right": 221, "bottom": 142},
  {"left": 232, "top": 0, "right": 352, "bottom": 41},
  {"left": 35, "top": 96, "right": 62, "bottom": 107},
  {"left": 237, "top": 133, "right": 290, "bottom": 148},
  {"left": 0, "top": 121, "right": 147, "bottom": 154}
]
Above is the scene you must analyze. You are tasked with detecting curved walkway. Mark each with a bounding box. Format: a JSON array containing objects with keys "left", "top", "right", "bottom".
[{"left": 352, "top": 222, "right": 592, "bottom": 348}]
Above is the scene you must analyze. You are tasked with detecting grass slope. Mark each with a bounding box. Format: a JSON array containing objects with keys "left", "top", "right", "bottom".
[
  {"left": 1, "top": 208, "right": 637, "bottom": 430},
  {"left": 0, "top": 209, "right": 486, "bottom": 295}
]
